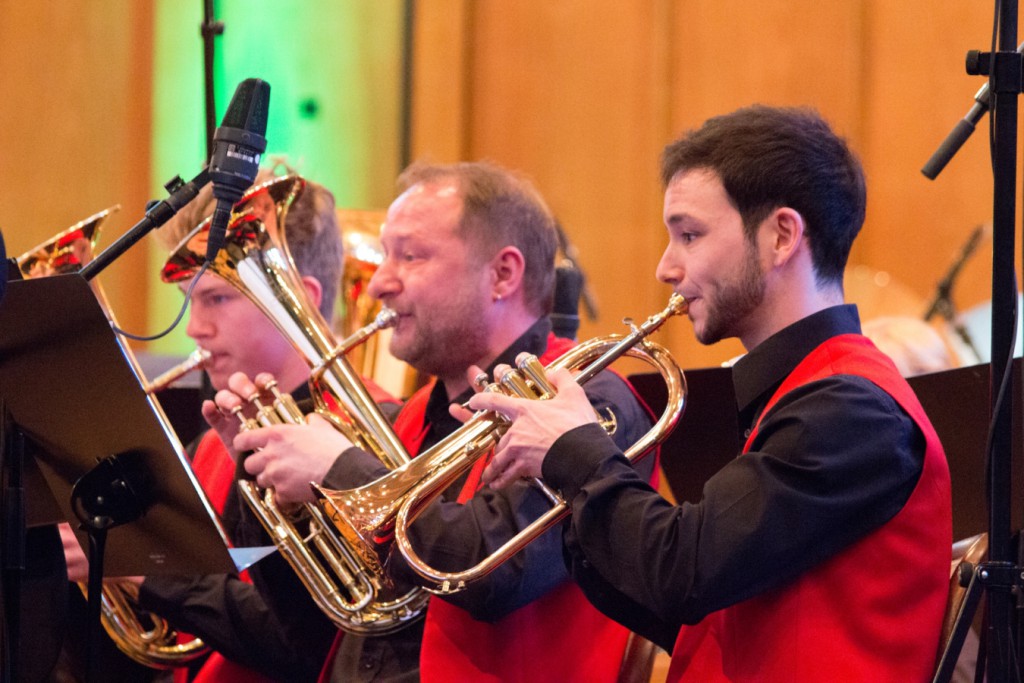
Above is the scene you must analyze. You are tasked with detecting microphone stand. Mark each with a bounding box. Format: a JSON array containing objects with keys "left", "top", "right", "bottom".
[
  {"left": 922, "top": 225, "right": 986, "bottom": 363},
  {"left": 928, "top": 3, "right": 1023, "bottom": 681},
  {"left": 200, "top": 0, "right": 223, "bottom": 158},
  {"left": 79, "top": 170, "right": 209, "bottom": 282}
]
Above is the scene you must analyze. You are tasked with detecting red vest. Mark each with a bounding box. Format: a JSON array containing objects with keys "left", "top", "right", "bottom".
[
  {"left": 397, "top": 334, "right": 656, "bottom": 683},
  {"left": 667, "top": 334, "right": 952, "bottom": 683},
  {"left": 174, "top": 432, "right": 278, "bottom": 683}
]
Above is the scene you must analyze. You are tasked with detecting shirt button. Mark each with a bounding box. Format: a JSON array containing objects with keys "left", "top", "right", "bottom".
[
  {"left": 743, "top": 428, "right": 752, "bottom": 438},
  {"left": 581, "top": 559, "right": 591, "bottom": 568}
]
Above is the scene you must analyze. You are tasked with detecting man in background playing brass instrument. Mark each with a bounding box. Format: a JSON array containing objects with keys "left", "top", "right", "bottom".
[
  {"left": 468, "top": 106, "right": 953, "bottom": 682},
  {"left": 208, "top": 160, "right": 657, "bottom": 682},
  {"left": 62, "top": 170, "right": 358, "bottom": 682}
]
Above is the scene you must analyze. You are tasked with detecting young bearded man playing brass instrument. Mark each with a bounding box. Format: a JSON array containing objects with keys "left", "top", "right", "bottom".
[{"left": 468, "top": 105, "right": 953, "bottom": 683}]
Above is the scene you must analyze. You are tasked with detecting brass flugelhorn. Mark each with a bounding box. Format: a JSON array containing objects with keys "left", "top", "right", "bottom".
[
  {"left": 162, "top": 174, "right": 428, "bottom": 634},
  {"left": 19, "top": 209, "right": 211, "bottom": 668},
  {"left": 313, "top": 294, "right": 688, "bottom": 594}
]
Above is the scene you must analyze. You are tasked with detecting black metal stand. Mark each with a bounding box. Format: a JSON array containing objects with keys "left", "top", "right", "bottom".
[
  {"left": 0, "top": 404, "right": 24, "bottom": 683},
  {"left": 79, "top": 169, "right": 210, "bottom": 282},
  {"left": 70, "top": 453, "right": 151, "bottom": 683},
  {"left": 0, "top": 274, "right": 237, "bottom": 682},
  {"left": 927, "top": 4, "right": 1024, "bottom": 681},
  {"left": 201, "top": 0, "right": 223, "bottom": 158},
  {"left": 923, "top": 224, "right": 987, "bottom": 362}
]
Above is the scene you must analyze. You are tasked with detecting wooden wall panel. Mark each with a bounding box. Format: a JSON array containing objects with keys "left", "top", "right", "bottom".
[
  {"left": 410, "top": 0, "right": 473, "bottom": 162},
  {"left": 467, "top": 2, "right": 673, "bottom": 353},
  {"left": 0, "top": 1, "right": 154, "bottom": 338},
  {"left": 411, "top": 0, "right": 1010, "bottom": 370},
  {"left": 412, "top": 1, "right": 677, "bottom": 371},
  {"left": 1, "top": 2, "right": 1013, "bottom": 370},
  {"left": 859, "top": 4, "right": 997, "bottom": 330}
]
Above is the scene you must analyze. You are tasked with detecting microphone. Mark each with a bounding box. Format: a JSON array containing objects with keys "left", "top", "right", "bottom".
[
  {"left": 923, "top": 222, "right": 990, "bottom": 322},
  {"left": 922, "top": 42, "right": 1024, "bottom": 179},
  {"left": 206, "top": 78, "right": 270, "bottom": 262}
]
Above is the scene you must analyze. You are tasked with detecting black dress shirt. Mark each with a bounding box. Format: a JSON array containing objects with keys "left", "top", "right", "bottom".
[
  {"left": 543, "top": 305, "right": 926, "bottom": 651},
  {"left": 322, "top": 317, "right": 654, "bottom": 682},
  {"left": 139, "top": 383, "right": 336, "bottom": 682}
]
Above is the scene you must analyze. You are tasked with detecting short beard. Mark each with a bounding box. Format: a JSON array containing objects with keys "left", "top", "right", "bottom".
[
  {"left": 697, "top": 242, "right": 766, "bottom": 345},
  {"left": 389, "top": 303, "right": 492, "bottom": 385}
]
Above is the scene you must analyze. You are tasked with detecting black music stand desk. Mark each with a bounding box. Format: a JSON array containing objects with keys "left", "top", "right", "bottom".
[{"left": 0, "top": 273, "right": 234, "bottom": 574}]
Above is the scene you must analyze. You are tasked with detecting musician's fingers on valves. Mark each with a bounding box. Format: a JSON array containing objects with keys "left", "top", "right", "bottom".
[{"left": 469, "top": 366, "right": 597, "bottom": 489}]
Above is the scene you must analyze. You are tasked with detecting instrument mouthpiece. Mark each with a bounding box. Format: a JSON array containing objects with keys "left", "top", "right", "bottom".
[
  {"left": 375, "top": 308, "right": 399, "bottom": 330},
  {"left": 668, "top": 293, "right": 688, "bottom": 316}
]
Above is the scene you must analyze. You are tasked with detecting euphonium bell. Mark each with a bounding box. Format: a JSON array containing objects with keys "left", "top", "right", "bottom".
[
  {"left": 313, "top": 294, "right": 688, "bottom": 594},
  {"left": 19, "top": 208, "right": 211, "bottom": 668},
  {"left": 16, "top": 206, "right": 116, "bottom": 277},
  {"left": 162, "top": 174, "right": 428, "bottom": 634}
]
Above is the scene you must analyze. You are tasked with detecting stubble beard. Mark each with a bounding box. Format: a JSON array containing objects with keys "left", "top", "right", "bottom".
[
  {"left": 389, "top": 303, "right": 492, "bottom": 383},
  {"left": 696, "top": 245, "right": 766, "bottom": 346}
]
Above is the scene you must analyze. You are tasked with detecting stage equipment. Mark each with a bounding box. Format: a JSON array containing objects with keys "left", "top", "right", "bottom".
[
  {"left": 922, "top": 9, "right": 1024, "bottom": 681},
  {"left": 314, "top": 294, "right": 688, "bottom": 594},
  {"left": 18, "top": 211, "right": 212, "bottom": 668}
]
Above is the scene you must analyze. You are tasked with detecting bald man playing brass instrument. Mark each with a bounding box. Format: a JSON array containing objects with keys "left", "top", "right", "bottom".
[{"left": 207, "top": 161, "right": 657, "bottom": 682}]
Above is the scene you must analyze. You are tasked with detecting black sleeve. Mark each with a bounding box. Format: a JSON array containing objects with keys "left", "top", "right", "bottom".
[
  {"left": 138, "top": 571, "right": 330, "bottom": 681},
  {"left": 545, "top": 375, "right": 925, "bottom": 635},
  {"left": 377, "top": 371, "right": 654, "bottom": 622}
]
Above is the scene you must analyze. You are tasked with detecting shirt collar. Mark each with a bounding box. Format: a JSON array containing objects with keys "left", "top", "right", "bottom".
[
  {"left": 423, "top": 317, "right": 553, "bottom": 430},
  {"left": 732, "top": 304, "right": 861, "bottom": 427}
]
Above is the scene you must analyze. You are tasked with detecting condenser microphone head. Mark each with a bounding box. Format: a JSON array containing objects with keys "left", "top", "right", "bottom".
[
  {"left": 206, "top": 78, "right": 270, "bottom": 261},
  {"left": 210, "top": 78, "right": 270, "bottom": 202}
]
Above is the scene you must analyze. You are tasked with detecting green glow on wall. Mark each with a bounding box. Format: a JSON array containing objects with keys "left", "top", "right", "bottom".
[{"left": 147, "top": 0, "right": 405, "bottom": 355}]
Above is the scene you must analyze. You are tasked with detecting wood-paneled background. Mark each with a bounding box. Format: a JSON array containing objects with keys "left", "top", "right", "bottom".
[{"left": 1, "top": 1, "right": 1005, "bottom": 373}]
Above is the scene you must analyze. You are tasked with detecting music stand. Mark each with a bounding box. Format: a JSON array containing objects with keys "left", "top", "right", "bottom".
[
  {"left": 629, "top": 367, "right": 739, "bottom": 505},
  {"left": 0, "top": 273, "right": 235, "bottom": 681}
]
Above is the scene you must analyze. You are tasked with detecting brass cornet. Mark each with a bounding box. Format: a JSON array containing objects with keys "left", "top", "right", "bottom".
[
  {"left": 313, "top": 294, "right": 688, "bottom": 594},
  {"left": 162, "top": 175, "right": 428, "bottom": 634},
  {"left": 18, "top": 208, "right": 211, "bottom": 668}
]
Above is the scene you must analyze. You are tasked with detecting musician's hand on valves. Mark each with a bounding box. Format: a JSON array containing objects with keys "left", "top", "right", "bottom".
[
  {"left": 201, "top": 376, "right": 251, "bottom": 461},
  {"left": 235, "top": 413, "right": 353, "bottom": 506},
  {"left": 468, "top": 364, "right": 597, "bottom": 490}
]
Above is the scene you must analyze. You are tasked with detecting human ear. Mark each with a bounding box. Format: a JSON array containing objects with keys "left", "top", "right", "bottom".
[
  {"left": 490, "top": 246, "right": 525, "bottom": 301},
  {"left": 301, "top": 275, "right": 324, "bottom": 310},
  {"left": 766, "top": 207, "right": 805, "bottom": 267}
]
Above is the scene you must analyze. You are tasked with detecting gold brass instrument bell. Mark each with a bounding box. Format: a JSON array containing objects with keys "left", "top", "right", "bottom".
[
  {"left": 337, "top": 209, "right": 386, "bottom": 376},
  {"left": 337, "top": 207, "right": 420, "bottom": 403},
  {"left": 18, "top": 208, "right": 211, "bottom": 668},
  {"left": 16, "top": 207, "right": 115, "bottom": 277},
  {"left": 312, "top": 294, "right": 689, "bottom": 594},
  {"left": 162, "top": 174, "right": 429, "bottom": 635}
]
